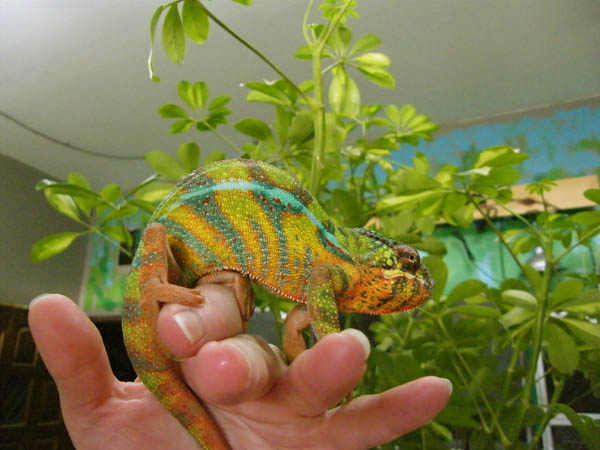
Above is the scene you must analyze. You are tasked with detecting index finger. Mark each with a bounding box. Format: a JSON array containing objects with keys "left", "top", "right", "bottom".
[{"left": 28, "top": 294, "right": 116, "bottom": 412}]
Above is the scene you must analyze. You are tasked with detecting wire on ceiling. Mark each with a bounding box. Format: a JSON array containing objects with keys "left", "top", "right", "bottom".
[{"left": 0, "top": 110, "right": 147, "bottom": 160}]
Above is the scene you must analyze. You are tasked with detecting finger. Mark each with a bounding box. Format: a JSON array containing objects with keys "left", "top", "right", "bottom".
[
  {"left": 181, "top": 334, "right": 286, "bottom": 405},
  {"left": 268, "top": 329, "right": 371, "bottom": 416},
  {"left": 157, "top": 284, "right": 243, "bottom": 358},
  {"left": 27, "top": 294, "right": 116, "bottom": 413},
  {"left": 326, "top": 376, "right": 452, "bottom": 449}
]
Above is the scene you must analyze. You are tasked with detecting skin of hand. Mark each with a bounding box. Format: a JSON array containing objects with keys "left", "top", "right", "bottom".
[{"left": 28, "top": 287, "right": 451, "bottom": 450}]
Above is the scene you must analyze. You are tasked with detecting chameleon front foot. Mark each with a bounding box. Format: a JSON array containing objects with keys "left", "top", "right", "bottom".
[{"left": 282, "top": 304, "right": 312, "bottom": 362}]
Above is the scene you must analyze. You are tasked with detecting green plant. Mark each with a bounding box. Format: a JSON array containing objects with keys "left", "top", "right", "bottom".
[{"left": 31, "top": 1, "right": 600, "bottom": 448}]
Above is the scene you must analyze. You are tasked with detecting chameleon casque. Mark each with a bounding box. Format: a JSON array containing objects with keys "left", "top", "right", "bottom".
[{"left": 122, "top": 158, "right": 433, "bottom": 449}]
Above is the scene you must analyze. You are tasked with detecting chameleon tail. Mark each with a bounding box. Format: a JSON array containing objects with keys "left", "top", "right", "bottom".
[
  {"left": 122, "top": 291, "right": 230, "bottom": 450},
  {"left": 122, "top": 223, "right": 230, "bottom": 449}
]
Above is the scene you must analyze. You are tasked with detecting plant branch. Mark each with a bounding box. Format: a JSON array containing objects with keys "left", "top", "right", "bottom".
[
  {"left": 307, "top": 0, "right": 354, "bottom": 196},
  {"left": 200, "top": 120, "right": 244, "bottom": 155},
  {"left": 198, "top": 2, "right": 310, "bottom": 104},
  {"left": 553, "top": 223, "right": 600, "bottom": 265}
]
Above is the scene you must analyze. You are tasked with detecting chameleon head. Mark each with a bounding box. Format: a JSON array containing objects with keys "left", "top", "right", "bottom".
[{"left": 347, "top": 228, "right": 434, "bottom": 314}]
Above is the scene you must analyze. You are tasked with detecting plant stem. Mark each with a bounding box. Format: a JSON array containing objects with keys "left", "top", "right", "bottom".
[
  {"left": 198, "top": 2, "right": 309, "bottom": 104},
  {"left": 527, "top": 374, "right": 567, "bottom": 450},
  {"left": 302, "top": 0, "right": 316, "bottom": 45},
  {"left": 200, "top": 120, "right": 244, "bottom": 155},
  {"left": 520, "top": 241, "right": 553, "bottom": 416},
  {"left": 553, "top": 223, "right": 600, "bottom": 265},
  {"left": 307, "top": 0, "right": 354, "bottom": 196},
  {"left": 467, "top": 190, "right": 527, "bottom": 275}
]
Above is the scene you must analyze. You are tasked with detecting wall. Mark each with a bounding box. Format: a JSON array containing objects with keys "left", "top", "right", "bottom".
[{"left": 0, "top": 154, "right": 86, "bottom": 305}]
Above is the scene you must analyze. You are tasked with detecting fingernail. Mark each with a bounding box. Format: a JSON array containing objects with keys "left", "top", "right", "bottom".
[
  {"left": 341, "top": 328, "right": 371, "bottom": 359},
  {"left": 440, "top": 377, "right": 453, "bottom": 396},
  {"left": 30, "top": 293, "right": 53, "bottom": 306},
  {"left": 173, "top": 309, "right": 205, "bottom": 344}
]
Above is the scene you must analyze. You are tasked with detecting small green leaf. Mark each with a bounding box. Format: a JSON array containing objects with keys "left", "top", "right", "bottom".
[
  {"left": 178, "top": 142, "right": 200, "bottom": 172},
  {"left": 350, "top": 34, "right": 381, "bottom": 53},
  {"left": 163, "top": 4, "right": 186, "bottom": 64},
  {"left": 170, "top": 119, "right": 195, "bottom": 134},
  {"left": 474, "top": 146, "right": 527, "bottom": 169},
  {"left": 356, "top": 65, "right": 395, "bottom": 88},
  {"left": 423, "top": 255, "right": 447, "bottom": 301},
  {"left": 67, "top": 173, "right": 95, "bottom": 217},
  {"left": 584, "top": 188, "right": 600, "bottom": 204},
  {"left": 177, "top": 81, "right": 196, "bottom": 110},
  {"left": 181, "top": 0, "right": 209, "bottom": 44},
  {"left": 159, "top": 104, "right": 189, "bottom": 119},
  {"left": 561, "top": 318, "right": 600, "bottom": 346},
  {"left": 377, "top": 190, "right": 445, "bottom": 212},
  {"left": 30, "top": 232, "right": 80, "bottom": 262},
  {"left": 202, "top": 150, "right": 226, "bottom": 166},
  {"left": 329, "top": 68, "right": 360, "bottom": 117},
  {"left": 148, "top": 5, "right": 165, "bottom": 81},
  {"left": 102, "top": 225, "right": 133, "bottom": 247},
  {"left": 545, "top": 323, "right": 579, "bottom": 374},
  {"left": 193, "top": 81, "right": 208, "bottom": 109},
  {"left": 416, "top": 236, "right": 446, "bottom": 255},
  {"left": 135, "top": 182, "right": 174, "bottom": 202},
  {"left": 288, "top": 110, "right": 314, "bottom": 146},
  {"left": 38, "top": 183, "right": 100, "bottom": 200},
  {"left": 522, "top": 264, "right": 543, "bottom": 297},
  {"left": 294, "top": 44, "right": 312, "bottom": 60},
  {"left": 571, "top": 211, "right": 600, "bottom": 225},
  {"left": 552, "top": 404, "right": 600, "bottom": 450},
  {"left": 208, "top": 94, "right": 230, "bottom": 111},
  {"left": 42, "top": 190, "right": 80, "bottom": 222},
  {"left": 232, "top": 0, "right": 253, "bottom": 4},
  {"left": 550, "top": 278, "right": 584, "bottom": 306},
  {"left": 234, "top": 118, "right": 272, "bottom": 141},
  {"left": 352, "top": 52, "right": 390, "bottom": 67},
  {"left": 500, "top": 306, "right": 535, "bottom": 328},
  {"left": 145, "top": 151, "right": 188, "bottom": 180},
  {"left": 446, "top": 279, "right": 487, "bottom": 306},
  {"left": 100, "top": 184, "right": 121, "bottom": 203},
  {"left": 502, "top": 289, "right": 538, "bottom": 309}
]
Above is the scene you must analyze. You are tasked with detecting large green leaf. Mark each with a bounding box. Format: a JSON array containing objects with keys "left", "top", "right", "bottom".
[
  {"left": 234, "top": 118, "right": 272, "bottom": 141},
  {"left": 350, "top": 34, "right": 381, "bottom": 53},
  {"left": 30, "top": 232, "right": 80, "bottom": 262},
  {"left": 446, "top": 279, "right": 487, "bottom": 306},
  {"left": 328, "top": 67, "right": 360, "bottom": 117},
  {"left": 182, "top": 0, "right": 209, "bottom": 44},
  {"left": 145, "top": 151, "right": 188, "bottom": 180},
  {"left": 545, "top": 323, "right": 579, "bottom": 374},
  {"left": 148, "top": 5, "right": 165, "bottom": 81},
  {"left": 474, "top": 146, "right": 527, "bottom": 169},
  {"left": 561, "top": 318, "right": 600, "bottom": 346},
  {"left": 502, "top": 289, "right": 537, "bottom": 309},
  {"left": 178, "top": 142, "right": 200, "bottom": 172},
  {"left": 553, "top": 404, "right": 600, "bottom": 450},
  {"left": 162, "top": 4, "right": 186, "bottom": 64}
]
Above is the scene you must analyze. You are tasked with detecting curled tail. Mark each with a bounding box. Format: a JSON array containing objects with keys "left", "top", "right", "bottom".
[
  {"left": 122, "top": 224, "right": 230, "bottom": 449},
  {"left": 122, "top": 291, "right": 229, "bottom": 450}
]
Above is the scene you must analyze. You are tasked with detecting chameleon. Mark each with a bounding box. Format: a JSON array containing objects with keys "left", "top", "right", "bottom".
[{"left": 122, "top": 158, "right": 433, "bottom": 449}]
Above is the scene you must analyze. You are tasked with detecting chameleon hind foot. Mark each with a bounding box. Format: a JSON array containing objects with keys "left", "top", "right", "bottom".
[{"left": 197, "top": 270, "right": 255, "bottom": 331}]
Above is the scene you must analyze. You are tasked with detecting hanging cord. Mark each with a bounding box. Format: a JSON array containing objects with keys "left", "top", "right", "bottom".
[{"left": 0, "top": 110, "right": 147, "bottom": 160}]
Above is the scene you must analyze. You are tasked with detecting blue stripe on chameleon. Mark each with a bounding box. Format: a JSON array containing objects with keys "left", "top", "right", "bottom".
[{"left": 173, "top": 179, "right": 352, "bottom": 261}]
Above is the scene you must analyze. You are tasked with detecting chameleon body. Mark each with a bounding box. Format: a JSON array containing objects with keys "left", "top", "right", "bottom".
[{"left": 122, "top": 158, "right": 433, "bottom": 449}]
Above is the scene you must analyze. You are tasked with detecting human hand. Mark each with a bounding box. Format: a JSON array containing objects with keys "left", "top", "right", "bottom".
[{"left": 29, "top": 290, "right": 451, "bottom": 450}]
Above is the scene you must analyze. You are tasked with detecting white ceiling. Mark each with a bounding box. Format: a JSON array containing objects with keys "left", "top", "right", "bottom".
[{"left": 2, "top": 0, "right": 599, "bottom": 189}]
